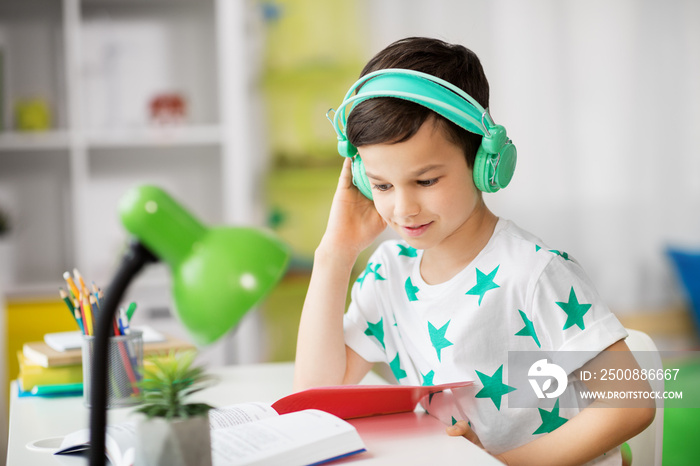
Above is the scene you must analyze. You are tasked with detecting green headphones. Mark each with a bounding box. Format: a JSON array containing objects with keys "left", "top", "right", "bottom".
[{"left": 327, "top": 68, "right": 517, "bottom": 200}]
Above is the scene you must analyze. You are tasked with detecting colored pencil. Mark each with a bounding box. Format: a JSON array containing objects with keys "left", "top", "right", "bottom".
[
  {"left": 73, "top": 268, "right": 89, "bottom": 297},
  {"left": 63, "top": 271, "right": 81, "bottom": 302},
  {"left": 74, "top": 298, "right": 86, "bottom": 335},
  {"left": 117, "top": 308, "right": 128, "bottom": 335},
  {"left": 126, "top": 302, "right": 137, "bottom": 321},
  {"left": 82, "top": 294, "right": 94, "bottom": 336},
  {"left": 59, "top": 287, "right": 84, "bottom": 334},
  {"left": 74, "top": 308, "right": 85, "bottom": 334},
  {"left": 91, "top": 282, "right": 102, "bottom": 308}
]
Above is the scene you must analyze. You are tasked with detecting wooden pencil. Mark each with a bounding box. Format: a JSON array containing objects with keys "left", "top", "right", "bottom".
[
  {"left": 62, "top": 271, "right": 81, "bottom": 302},
  {"left": 59, "top": 287, "right": 83, "bottom": 333}
]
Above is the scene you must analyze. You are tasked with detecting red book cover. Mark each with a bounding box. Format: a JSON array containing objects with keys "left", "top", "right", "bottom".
[{"left": 272, "top": 381, "right": 473, "bottom": 420}]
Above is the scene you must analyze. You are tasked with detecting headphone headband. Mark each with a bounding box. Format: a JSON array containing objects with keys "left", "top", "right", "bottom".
[
  {"left": 327, "top": 68, "right": 516, "bottom": 197},
  {"left": 330, "top": 69, "right": 494, "bottom": 148}
]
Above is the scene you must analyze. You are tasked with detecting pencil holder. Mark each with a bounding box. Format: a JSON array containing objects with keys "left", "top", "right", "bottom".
[{"left": 82, "top": 330, "right": 144, "bottom": 408}]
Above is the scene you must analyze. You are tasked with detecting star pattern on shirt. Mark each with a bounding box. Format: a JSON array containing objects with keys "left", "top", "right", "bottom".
[
  {"left": 405, "top": 277, "right": 420, "bottom": 301},
  {"left": 421, "top": 370, "right": 435, "bottom": 386},
  {"left": 548, "top": 249, "right": 570, "bottom": 260},
  {"left": 556, "top": 287, "right": 591, "bottom": 331},
  {"left": 428, "top": 390, "right": 444, "bottom": 406},
  {"left": 356, "top": 262, "right": 386, "bottom": 288},
  {"left": 515, "top": 309, "right": 541, "bottom": 348},
  {"left": 397, "top": 244, "right": 418, "bottom": 257},
  {"left": 364, "top": 318, "right": 385, "bottom": 349},
  {"left": 533, "top": 399, "right": 568, "bottom": 435},
  {"left": 389, "top": 353, "right": 407, "bottom": 380},
  {"left": 428, "top": 320, "right": 454, "bottom": 362},
  {"left": 465, "top": 265, "right": 500, "bottom": 305},
  {"left": 475, "top": 364, "right": 516, "bottom": 410}
]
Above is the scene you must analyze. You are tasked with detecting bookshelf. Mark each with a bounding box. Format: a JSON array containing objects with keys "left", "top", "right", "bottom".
[
  {"left": 0, "top": 0, "right": 267, "bottom": 364},
  {"left": 0, "top": 0, "right": 255, "bottom": 289}
]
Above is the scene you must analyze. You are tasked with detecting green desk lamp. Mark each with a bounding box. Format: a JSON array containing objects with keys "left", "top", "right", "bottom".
[{"left": 88, "top": 185, "right": 290, "bottom": 465}]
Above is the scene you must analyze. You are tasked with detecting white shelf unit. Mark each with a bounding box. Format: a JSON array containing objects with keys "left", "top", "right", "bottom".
[{"left": 0, "top": 0, "right": 266, "bottom": 364}]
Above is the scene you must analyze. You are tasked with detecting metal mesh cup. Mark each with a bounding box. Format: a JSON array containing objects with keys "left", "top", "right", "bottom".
[{"left": 82, "top": 329, "right": 144, "bottom": 408}]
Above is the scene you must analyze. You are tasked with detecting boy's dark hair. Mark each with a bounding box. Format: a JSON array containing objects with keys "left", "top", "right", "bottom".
[{"left": 346, "top": 37, "right": 489, "bottom": 168}]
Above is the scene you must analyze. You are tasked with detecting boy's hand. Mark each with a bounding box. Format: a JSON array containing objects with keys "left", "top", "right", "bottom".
[
  {"left": 446, "top": 420, "right": 485, "bottom": 449},
  {"left": 320, "top": 158, "right": 387, "bottom": 261},
  {"left": 447, "top": 422, "right": 508, "bottom": 464}
]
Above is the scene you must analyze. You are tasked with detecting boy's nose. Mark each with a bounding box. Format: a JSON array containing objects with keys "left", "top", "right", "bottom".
[{"left": 393, "top": 189, "right": 421, "bottom": 219}]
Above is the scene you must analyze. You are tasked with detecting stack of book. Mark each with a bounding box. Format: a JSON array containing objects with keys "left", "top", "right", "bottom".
[{"left": 18, "top": 329, "right": 196, "bottom": 397}]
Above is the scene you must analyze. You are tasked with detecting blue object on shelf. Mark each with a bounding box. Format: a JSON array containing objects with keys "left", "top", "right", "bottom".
[{"left": 667, "top": 247, "right": 700, "bottom": 327}]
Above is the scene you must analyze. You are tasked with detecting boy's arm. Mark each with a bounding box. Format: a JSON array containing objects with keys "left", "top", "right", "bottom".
[
  {"left": 293, "top": 248, "right": 373, "bottom": 390},
  {"left": 294, "top": 158, "right": 385, "bottom": 391},
  {"left": 449, "top": 340, "right": 656, "bottom": 466}
]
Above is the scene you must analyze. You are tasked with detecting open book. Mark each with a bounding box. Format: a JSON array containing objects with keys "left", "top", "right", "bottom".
[
  {"left": 56, "top": 381, "right": 472, "bottom": 466},
  {"left": 56, "top": 405, "right": 364, "bottom": 466}
]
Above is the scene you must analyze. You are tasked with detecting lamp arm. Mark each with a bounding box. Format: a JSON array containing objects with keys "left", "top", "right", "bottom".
[{"left": 89, "top": 240, "right": 158, "bottom": 466}]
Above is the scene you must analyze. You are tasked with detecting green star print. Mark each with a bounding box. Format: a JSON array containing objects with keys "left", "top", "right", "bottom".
[
  {"left": 475, "top": 364, "right": 516, "bottom": 410},
  {"left": 465, "top": 266, "right": 500, "bottom": 305},
  {"left": 398, "top": 244, "right": 418, "bottom": 257},
  {"left": 356, "top": 262, "right": 386, "bottom": 288},
  {"left": 548, "top": 249, "right": 570, "bottom": 260},
  {"left": 390, "top": 353, "right": 407, "bottom": 380},
  {"left": 428, "top": 321, "right": 454, "bottom": 362},
  {"left": 533, "top": 399, "right": 568, "bottom": 434},
  {"left": 421, "top": 370, "right": 435, "bottom": 386},
  {"left": 515, "top": 310, "right": 541, "bottom": 347},
  {"left": 556, "top": 287, "right": 591, "bottom": 330},
  {"left": 405, "top": 277, "right": 420, "bottom": 301},
  {"left": 364, "top": 318, "right": 385, "bottom": 349}
]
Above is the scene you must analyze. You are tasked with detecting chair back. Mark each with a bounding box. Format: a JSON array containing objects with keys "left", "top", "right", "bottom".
[{"left": 624, "top": 329, "right": 664, "bottom": 466}]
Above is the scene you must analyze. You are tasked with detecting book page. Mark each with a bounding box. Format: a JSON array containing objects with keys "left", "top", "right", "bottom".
[
  {"left": 210, "top": 410, "right": 365, "bottom": 466},
  {"left": 55, "top": 403, "right": 276, "bottom": 464},
  {"left": 208, "top": 402, "right": 278, "bottom": 429},
  {"left": 57, "top": 422, "right": 136, "bottom": 466}
]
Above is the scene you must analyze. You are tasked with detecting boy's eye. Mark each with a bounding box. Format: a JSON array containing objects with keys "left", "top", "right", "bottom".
[
  {"left": 372, "top": 183, "right": 392, "bottom": 192},
  {"left": 417, "top": 178, "right": 439, "bottom": 187}
]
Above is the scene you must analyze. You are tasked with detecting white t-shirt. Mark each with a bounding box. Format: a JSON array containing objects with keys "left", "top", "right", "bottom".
[{"left": 344, "top": 219, "right": 628, "bottom": 464}]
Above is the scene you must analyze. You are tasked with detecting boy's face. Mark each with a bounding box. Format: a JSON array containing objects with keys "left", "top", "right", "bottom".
[{"left": 358, "top": 118, "right": 484, "bottom": 252}]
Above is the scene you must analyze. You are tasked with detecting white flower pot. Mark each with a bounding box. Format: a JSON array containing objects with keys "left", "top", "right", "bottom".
[{"left": 135, "top": 416, "right": 212, "bottom": 466}]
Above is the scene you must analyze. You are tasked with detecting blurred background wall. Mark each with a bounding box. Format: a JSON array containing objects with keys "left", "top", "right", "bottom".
[{"left": 263, "top": 0, "right": 700, "bottom": 345}]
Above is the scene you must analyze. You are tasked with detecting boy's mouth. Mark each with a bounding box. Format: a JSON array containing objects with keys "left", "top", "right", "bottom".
[{"left": 401, "top": 222, "right": 432, "bottom": 237}]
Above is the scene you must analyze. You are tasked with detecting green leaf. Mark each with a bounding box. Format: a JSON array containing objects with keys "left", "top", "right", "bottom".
[{"left": 136, "top": 350, "right": 216, "bottom": 420}]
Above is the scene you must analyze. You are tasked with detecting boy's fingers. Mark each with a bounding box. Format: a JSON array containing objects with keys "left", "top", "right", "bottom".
[
  {"left": 446, "top": 420, "right": 470, "bottom": 436},
  {"left": 338, "top": 157, "right": 354, "bottom": 187},
  {"left": 446, "top": 420, "right": 484, "bottom": 448}
]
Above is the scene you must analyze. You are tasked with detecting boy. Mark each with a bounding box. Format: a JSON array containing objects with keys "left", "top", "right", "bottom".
[{"left": 294, "top": 37, "right": 653, "bottom": 465}]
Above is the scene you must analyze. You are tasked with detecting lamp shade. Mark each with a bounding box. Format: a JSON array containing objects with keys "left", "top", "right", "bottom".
[{"left": 118, "top": 185, "right": 290, "bottom": 345}]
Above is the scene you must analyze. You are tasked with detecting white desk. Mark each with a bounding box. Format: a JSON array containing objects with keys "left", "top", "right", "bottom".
[{"left": 7, "top": 362, "right": 501, "bottom": 465}]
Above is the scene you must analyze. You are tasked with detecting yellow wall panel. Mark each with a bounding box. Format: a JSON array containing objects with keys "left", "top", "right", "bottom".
[{"left": 6, "top": 298, "right": 78, "bottom": 385}]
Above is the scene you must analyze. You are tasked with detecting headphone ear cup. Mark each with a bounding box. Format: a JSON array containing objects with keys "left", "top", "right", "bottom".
[
  {"left": 473, "top": 145, "right": 497, "bottom": 193},
  {"left": 473, "top": 141, "right": 517, "bottom": 193},
  {"left": 351, "top": 155, "right": 374, "bottom": 200},
  {"left": 338, "top": 138, "right": 358, "bottom": 158},
  {"left": 493, "top": 143, "right": 517, "bottom": 190}
]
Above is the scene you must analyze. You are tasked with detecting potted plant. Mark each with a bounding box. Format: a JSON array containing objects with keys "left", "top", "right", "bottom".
[{"left": 134, "top": 350, "right": 217, "bottom": 466}]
